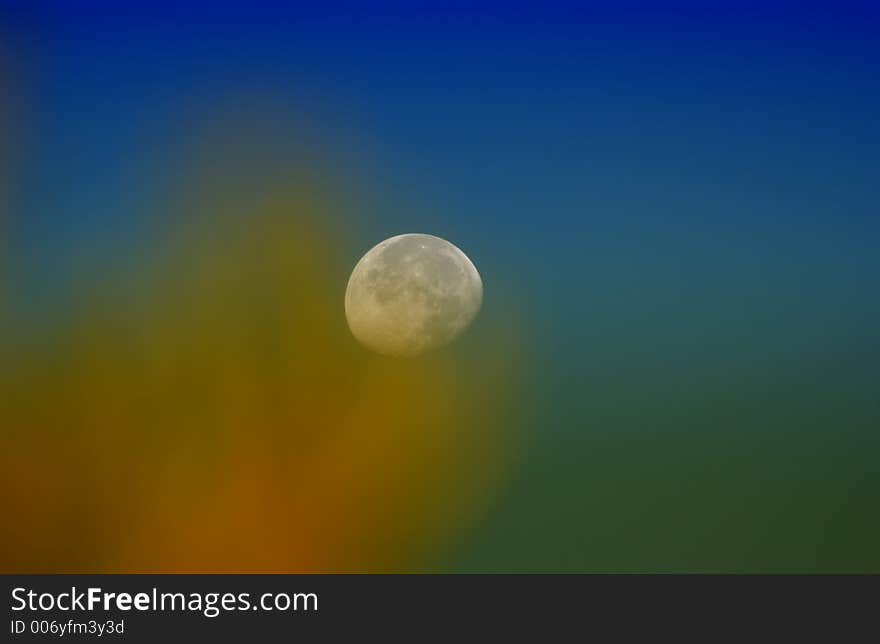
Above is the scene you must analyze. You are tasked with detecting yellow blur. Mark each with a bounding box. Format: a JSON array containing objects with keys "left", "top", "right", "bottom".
[{"left": 0, "top": 124, "right": 522, "bottom": 572}]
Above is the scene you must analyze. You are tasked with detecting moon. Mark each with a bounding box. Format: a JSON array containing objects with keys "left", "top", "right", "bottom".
[{"left": 345, "top": 233, "right": 483, "bottom": 357}]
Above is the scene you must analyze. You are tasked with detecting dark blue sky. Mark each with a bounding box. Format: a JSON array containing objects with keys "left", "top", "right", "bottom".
[{"left": 11, "top": 2, "right": 879, "bottom": 363}]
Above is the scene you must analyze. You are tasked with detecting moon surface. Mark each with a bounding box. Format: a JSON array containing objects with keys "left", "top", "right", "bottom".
[{"left": 345, "top": 233, "right": 483, "bottom": 357}]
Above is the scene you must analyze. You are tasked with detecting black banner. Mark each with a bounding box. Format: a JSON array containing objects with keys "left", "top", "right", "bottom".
[{"left": 3, "top": 574, "right": 876, "bottom": 640}]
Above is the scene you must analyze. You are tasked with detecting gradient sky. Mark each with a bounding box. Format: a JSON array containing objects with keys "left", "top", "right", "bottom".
[{"left": 4, "top": 2, "right": 879, "bottom": 571}]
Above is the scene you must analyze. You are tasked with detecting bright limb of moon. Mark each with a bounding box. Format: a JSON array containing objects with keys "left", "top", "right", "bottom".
[{"left": 345, "top": 233, "right": 483, "bottom": 357}]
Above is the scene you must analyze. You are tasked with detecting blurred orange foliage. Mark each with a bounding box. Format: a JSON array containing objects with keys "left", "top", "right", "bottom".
[{"left": 0, "top": 123, "right": 521, "bottom": 572}]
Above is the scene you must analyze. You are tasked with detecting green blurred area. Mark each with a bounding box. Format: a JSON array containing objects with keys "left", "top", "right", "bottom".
[{"left": 455, "top": 327, "right": 880, "bottom": 572}]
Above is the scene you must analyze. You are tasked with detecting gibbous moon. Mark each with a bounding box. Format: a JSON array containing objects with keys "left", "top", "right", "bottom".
[{"left": 345, "top": 233, "right": 483, "bottom": 357}]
